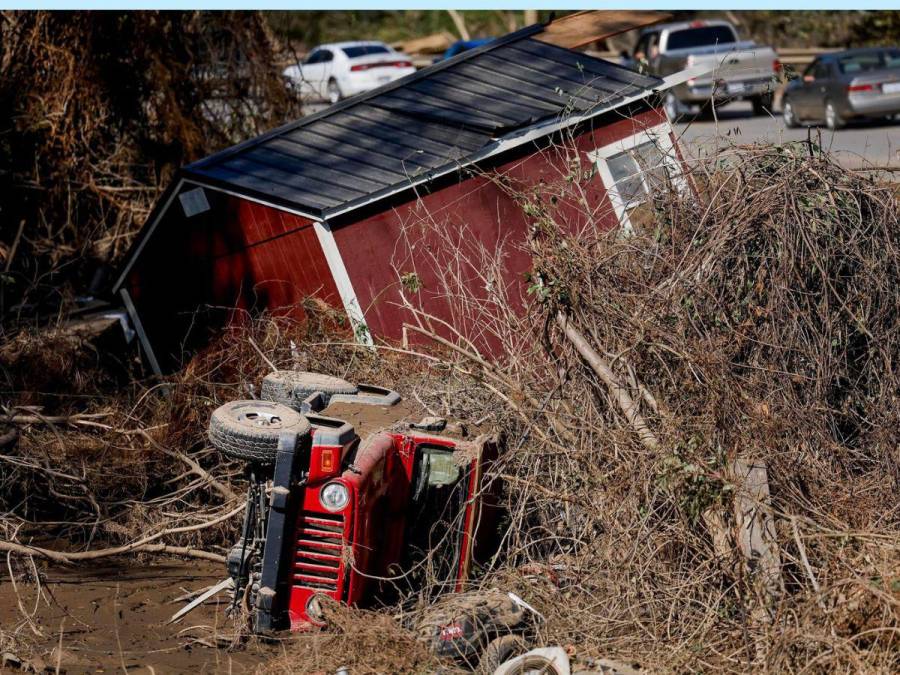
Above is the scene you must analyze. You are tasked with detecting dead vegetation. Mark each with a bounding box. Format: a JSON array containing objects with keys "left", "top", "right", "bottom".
[
  {"left": 1, "top": 141, "right": 899, "bottom": 672},
  {"left": 0, "top": 11, "right": 299, "bottom": 325},
  {"left": 394, "top": 140, "right": 900, "bottom": 673}
]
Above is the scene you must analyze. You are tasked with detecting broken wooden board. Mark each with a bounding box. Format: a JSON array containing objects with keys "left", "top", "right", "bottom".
[
  {"left": 393, "top": 31, "right": 455, "bottom": 55},
  {"left": 535, "top": 10, "right": 671, "bottom": 50},
  {"left": 731, "top": 458, "right": 784, "bottom": 604}
]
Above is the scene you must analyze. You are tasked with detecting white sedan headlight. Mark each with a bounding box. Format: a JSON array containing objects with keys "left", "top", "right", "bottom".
[{"left": 319, "top": 482, "right": 349, "bottom": 511}]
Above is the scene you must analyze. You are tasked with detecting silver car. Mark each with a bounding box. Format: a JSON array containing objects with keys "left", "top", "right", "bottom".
[{"left": 782, "top": 47, "right": 900, "bottom": 130}]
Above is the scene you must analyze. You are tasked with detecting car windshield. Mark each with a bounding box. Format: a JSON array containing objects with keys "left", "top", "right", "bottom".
[
  {"left": 666, "top": 26, "right": 736, "bottom": 50},
  {"left": 342, "top": 45, "right": 390, "bottom": 58},
  {"left": 838, "top": 52, "right": 887, "bottom": 74}
]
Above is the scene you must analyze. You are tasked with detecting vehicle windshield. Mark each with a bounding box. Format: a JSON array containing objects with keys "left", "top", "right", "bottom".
[
  {"left": 838, "top": 51, "right": 894, "bottom": 74},
  {"left": 666, "top": 26, "right": 736, "bottom": 51},
  {"left": 342, "top": 44, "right": 390, "bottom": 58}
]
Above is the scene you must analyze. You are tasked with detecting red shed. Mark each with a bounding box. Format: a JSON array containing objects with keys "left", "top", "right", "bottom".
[{"left": 113, "top": 23, "right": 692, "bottom": 372}]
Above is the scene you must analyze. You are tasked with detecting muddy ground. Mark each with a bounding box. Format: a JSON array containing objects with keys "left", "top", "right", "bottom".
[{"left": 0, "top": 559, "right": 283, "bottom": 673}]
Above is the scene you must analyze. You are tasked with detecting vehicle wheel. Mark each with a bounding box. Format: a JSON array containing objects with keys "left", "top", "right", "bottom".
[
  {"left": 751, "top": 93, "right": 774, "bottom": 116},
  {"left": 208, "top": 400, "right": 310, "bottom": 464},
  {"left": 824, "top": 100, "right": 844, "bottom": 130},
  {"left": 782, "top": 99, "right": 799, "bottom": 128},
  {"left": 477, "top": 635, "right": 529, "bottom": 674},
  {"left": 260, "top": 370, "right": 358, "bottom": 410},
  {"left": 327, "top": 79, "right": 342, "bottom": 104},
  {"left": 664, "top": 92, "right": 687, "bottom": 122},
  {"left": 695, "top": 99, "right": 718, "bottom": 121}
]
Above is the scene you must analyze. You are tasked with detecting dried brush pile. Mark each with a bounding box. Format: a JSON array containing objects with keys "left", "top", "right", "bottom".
[
  {"left": 444, "top": 143, "right": 900, "bottom": 672},
  {"left": 0, "top": 11, "right": 298, "bottom": 323}
]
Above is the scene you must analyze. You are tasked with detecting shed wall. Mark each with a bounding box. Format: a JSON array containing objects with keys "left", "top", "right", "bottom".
[
  {"left": 126, "top": 188, "right": 340, "bottom": 367},
  {"left": 334, "top": 108, "right": 667, "bottom": 347},
  {"left": 124, "top": 106, "right": 668, "bottom": 365}
]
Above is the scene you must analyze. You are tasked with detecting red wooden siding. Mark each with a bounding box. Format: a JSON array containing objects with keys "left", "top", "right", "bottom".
[
  {"left": 334, "top": 108, "right": 667, "bottom": 347},
  {"left": 127, "top": 191, "right": 340, "bottom": 366}
]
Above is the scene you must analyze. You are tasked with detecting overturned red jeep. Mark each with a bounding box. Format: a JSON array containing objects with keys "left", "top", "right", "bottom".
[{"left": 207, "top": 371, "right": 499, "bottom": 632}]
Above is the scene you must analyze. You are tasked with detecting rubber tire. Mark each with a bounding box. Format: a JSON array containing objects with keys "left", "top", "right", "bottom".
[
  {"left": 260, "top": 370, "right": 358, "bottom": 410},
  {"left": 825, "top": 100, "right": 844, "bottom": 130},
  {"left": 695, "top": 99, "right": 717, "bottom": 121},
  {"left": 664, "top": 92, "right": 686, "bottom": 123},
  {"left": 782, "top": 99, "right": 799, "bottom": 128},
  {"left": 478, "top": 635, "right": 528, "bottom": 674},
  {"left": 327, "top": 79, "right": 342, "bottom": 104},
  {"left": 208, "top": 400, "right": 310, "bottom": 464},
  {"left": 751, "top": 93, "right": 774, "bottom": 116}
]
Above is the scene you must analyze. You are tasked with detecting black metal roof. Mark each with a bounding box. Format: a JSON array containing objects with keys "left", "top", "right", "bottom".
[{"left": 185, "top": 25, "right": 663, "bottom": 219}]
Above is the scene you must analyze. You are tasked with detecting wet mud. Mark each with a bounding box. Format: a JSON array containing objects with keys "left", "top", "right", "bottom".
[{"left": 0, "top": 559, "right": 281, "bottom": 673}]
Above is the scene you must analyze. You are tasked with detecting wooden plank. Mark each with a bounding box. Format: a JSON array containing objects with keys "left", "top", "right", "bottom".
[
  {"left": 535, "top": 10, "right": 671, "bottom": 50},
  {"left": 392, "top": 31, "right": 455, "bottom": 55},
  {"left": 731, "top": 459, "right": 784, "bottom": 611}
]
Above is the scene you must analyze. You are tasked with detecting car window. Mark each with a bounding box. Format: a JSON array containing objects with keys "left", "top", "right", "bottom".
[
  {"left": 666, "top": 26, "right": 736, "bottom": 51},
  {"left": 342, "top": 45, "right": 390, "bottom": 59},
  {"left": 838, "top": 52, "right": 883, "bottom": 74},
  {"left": 813, "top": 62, "right": 831, "bottom": 80},
  {"left": 306, "top": 49, "right": 334, "bottom": 64},
  {"left": 886, "top": 50, "right": 900, "bottom": 69}
]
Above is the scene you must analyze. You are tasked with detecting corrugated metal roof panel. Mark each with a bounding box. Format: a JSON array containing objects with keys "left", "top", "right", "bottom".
[{"left": 186, "top": 31, "right": 663, "bottom": 218}]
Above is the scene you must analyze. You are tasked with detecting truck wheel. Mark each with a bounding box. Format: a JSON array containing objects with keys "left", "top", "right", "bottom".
[
  {"left": 208, "top": 400, "right": 310, "bottom": 464},
  {"left": 664, "top": 92, "right": 687, "bottom": 122},
  {"left": 477, "top": 635, "right": 528, "bottom": 674},
  {"left": 782, "top": 99, "right": 799, "bottom": 128},
  {"left": 260, "top": 370, "right": 358, "bottom": 410},
  {"left": 751, "top": 93, "right": 774, "bottom": 116},
  {"left": 825, "top": 100, "right": 845, "bottom": 130}
]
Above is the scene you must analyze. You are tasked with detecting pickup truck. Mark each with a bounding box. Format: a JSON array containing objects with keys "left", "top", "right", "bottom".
[{"left": 633, "top": 20, "right": 781, "bottom": 119}]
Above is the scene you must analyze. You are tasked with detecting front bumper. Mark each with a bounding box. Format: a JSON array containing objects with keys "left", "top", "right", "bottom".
[{"left": 848, "top": 91, "right": 900, "bottom": 118}]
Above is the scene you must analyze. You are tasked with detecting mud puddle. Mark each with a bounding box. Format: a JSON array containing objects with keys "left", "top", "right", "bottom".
[{"left": 0, "top": 558, "right": 282, "bottom": 673}]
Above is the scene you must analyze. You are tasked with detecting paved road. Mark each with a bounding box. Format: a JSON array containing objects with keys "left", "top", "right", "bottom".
[{"left": 676, "top": 101, "right": 900, "bottom": 169}]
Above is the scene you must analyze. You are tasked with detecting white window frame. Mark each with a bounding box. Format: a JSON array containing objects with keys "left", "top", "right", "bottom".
[{"left": 588, "top": 122, "right": 684, "bottom": 234}]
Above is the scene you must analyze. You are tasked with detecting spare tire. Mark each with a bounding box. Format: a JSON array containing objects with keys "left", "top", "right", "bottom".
[
  {"left": 260, "top": 370, "right": 357, "bottom": 410},
  {"left": 208, "top": 400, "right": 310, "bottom": 464}
]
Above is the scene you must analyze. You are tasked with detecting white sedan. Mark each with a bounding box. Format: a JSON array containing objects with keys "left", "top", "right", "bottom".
[{"left": 283, "top": 41, "right": 417, "bottom": 104}]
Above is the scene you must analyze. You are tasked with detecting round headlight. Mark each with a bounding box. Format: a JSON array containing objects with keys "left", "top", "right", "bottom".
[
  {"left": 319, "top": 482, "right": 349, "bottom": 511},
  {"left": 305, "top": 593, "right": 327, "bottom": 623}
]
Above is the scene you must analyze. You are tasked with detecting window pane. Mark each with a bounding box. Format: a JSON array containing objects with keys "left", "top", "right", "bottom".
[
  {"left": 343, "top": 45, "right": 390, "bottom": 58},
  {"left": 632, "top": 141, "right": 670, "bottom": 190},
  {"left": 666, "top": 26, "right": 736, "bottom": 51},
  {"left": 838, "top": 52, "right": 884, "bottom": 74},
  {"left": 607, "top": 152, "right": 644, "bottom": 206},
  {"left": 606, "top": 140, "right": 670, "bottom": 209}
]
